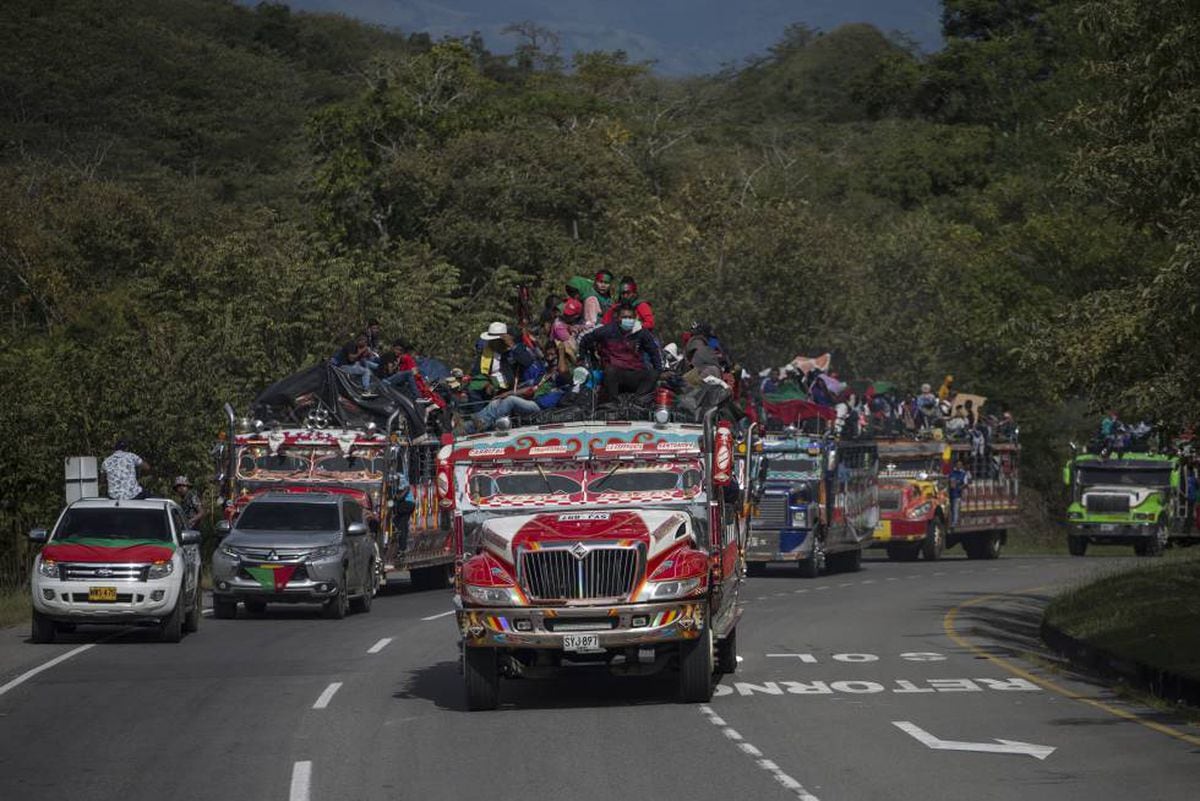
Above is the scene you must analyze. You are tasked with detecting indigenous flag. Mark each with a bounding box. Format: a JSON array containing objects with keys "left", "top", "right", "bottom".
[
  {"left": 244, "top": 564, "right": 299, "bottom": 592},
  {"left": 42, "top": 538, "right": 176, "bottom": 564}
]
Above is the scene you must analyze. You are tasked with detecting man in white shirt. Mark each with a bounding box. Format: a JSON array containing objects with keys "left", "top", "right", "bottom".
[{"left": 101, "top": 439, "right": 150, "bottom": 500}]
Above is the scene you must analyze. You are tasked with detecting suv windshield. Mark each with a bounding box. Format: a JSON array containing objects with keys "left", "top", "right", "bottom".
[
  {"left": 236, "top": 502, "right": 340, "bottom": 532},
  {"left": 54, "top": 508, "right": 171, "bottom": 542}
]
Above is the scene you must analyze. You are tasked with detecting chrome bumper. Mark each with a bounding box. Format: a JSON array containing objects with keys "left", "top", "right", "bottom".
[{"left": 457, "top": 599, "right": 707, "bottom": 650}]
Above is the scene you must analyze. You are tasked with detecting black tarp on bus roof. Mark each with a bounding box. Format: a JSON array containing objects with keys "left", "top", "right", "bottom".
[{"left": 250, "top": 364, "right": 425, "bottom": 436}]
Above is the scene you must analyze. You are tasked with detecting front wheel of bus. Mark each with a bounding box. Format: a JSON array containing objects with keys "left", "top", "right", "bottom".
[
  {"left": 921, "top": 518, "right": 945, "bottom": 561},
  {"left": 716, "top": 627, "right": 738, "bottom": 675},
  {"left": 679, "top": 615, "right": 714, "bottom": 703},
  {"left": 966, "top": 530, "right": 1003, "bottom": 560},
  {"left": 1067, "top": 535, "right": 1088, "bottom": 557},
  {"left": 464, "top": 647, "right": 500, "bottom": 711}
]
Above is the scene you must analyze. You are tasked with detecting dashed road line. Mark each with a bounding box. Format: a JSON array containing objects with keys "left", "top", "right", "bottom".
[
  {"left": 289, "top": 761, "right": 312, "bottom": 801},
  {"left": 886, "top": 577, "right": 899, "bottom": 582},
  {"left": 367, "top": 637, "right": 393, "bottom": 654},
  {"left": 421, "top": 610, "right": 455, "bottom": 621},
  {"left": 312, "top": 682, "right": 343, "bottom": 709},
  {"left": 793, "top": 588, "right": 808, "bottom": 594},
  {"left": 860, "top": 579, "right": 875, "bottom": 584},
  {"left": 837, "top": 583, "right": 853, "bottom": 588},
  {"left": 700, "top": 705, "right": 819, "bottom": 800},
  {"left": 815, "top": 586, "right": 830, "bottom": 591}
]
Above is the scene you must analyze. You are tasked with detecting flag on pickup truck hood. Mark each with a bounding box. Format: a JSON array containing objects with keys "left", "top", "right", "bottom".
[
  {"left": 244, "top": 564, "right": 298, "bottom": 592},
  {"left": 42, "top": 538, "right": 176, "bottom": 564}
]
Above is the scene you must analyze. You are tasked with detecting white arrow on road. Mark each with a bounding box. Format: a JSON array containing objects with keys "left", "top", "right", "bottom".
[{"left": 892, "top": 721, "right": 1056, "bottom": 760}]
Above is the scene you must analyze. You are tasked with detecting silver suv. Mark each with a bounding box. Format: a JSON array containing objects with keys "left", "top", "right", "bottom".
[{"left": 210, "top": 493, "right": 377, "bottom": 619}]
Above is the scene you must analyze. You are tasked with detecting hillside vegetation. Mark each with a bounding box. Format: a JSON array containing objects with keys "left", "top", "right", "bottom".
[{"left": 1, "top": 0, "right": 1196, "bottom": 567}]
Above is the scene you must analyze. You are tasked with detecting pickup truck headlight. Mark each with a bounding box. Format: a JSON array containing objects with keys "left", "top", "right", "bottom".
[
  {"left": 906, "top": 502, "right": 933, "bottom": 519},
  {"left": 464, "top": 585, "right": 523, "bottom": 606},
  {"left": 219, "top": 544, "right": 241, "bottom": 559},
  {"left": 308, "top": 544, "right": 342, "bottom": 559},
  {"left": 147, "top": 560, "right": 175, "bottom": 580},
  {"left": 37, "top": 558, "right": 59, "bottom": 578},
  {"left": 636, "top": 576, "right": 703, "bottom": 602}
]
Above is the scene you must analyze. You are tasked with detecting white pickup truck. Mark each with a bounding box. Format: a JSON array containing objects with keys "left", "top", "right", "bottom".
[{"left": 29, "top": 498, "right": 203, "bottom": 642}]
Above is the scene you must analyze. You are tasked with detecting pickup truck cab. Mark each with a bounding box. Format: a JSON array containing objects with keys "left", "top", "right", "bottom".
[{"left": 29, "top": 498, "right": 203, "bottom": 643}]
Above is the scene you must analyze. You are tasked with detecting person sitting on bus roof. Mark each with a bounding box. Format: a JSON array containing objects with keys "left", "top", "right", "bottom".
[
  {"left": 363, "top": 319, "right": 384, "bottom": 354},
  {"left": 375, "top": 339, "right": 420, "bottom": 400},
  {"left": 467, "top": 322, "right": 533, "bottom": 404},
  {"left": 332, "top": 335, "right": 377, "bottom": 392},
  {"left": 937, "top": 374, "right": 954, "bottom": 401},
  {"left": 550, "top": 298, "right": 585, "bottom": 376},
  {"left": 566, "top": 270, "right": 613, "bottom": 328},
  {"left": 600, "top": 277, "right": 654, "bottom": 330},
  {"left": 578, "top": 303, "right": 663, "bottom": 400}
]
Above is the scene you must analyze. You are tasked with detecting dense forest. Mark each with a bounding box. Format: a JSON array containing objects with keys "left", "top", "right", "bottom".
[{"left": 1, "top": 0, "right": 1196, "bottom": 570}]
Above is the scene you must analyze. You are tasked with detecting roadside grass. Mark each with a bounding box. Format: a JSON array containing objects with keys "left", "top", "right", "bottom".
[
  {"left": 1044, "top": 551, "right": 1200, "bottom": 682},
  {"left": 0, "top": 587, "right": 29, "bottom": 628}
]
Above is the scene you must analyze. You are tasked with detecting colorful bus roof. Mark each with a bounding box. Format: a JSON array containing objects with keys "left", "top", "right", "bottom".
[{"left": 448, "top": 422, "right": 704, "bottom": 462}]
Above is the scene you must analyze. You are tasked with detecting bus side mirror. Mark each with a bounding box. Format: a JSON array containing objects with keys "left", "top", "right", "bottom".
[
  {"left": 1171, "top": 470, "right": 1180, "bottom": 489},
  {"left": 215, "top": 519, "right": 232, "bottom": 537},
  {"left": 28, "top": 527, "right": 48, "bottom": 543},
  {"left": 1062, "top": 465, "right": 1072, "bottom": 487}
]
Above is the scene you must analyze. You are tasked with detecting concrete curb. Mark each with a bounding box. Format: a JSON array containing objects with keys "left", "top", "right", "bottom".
[{"left": 1040, "top": 618, "right": 1200, "bottom": 708}]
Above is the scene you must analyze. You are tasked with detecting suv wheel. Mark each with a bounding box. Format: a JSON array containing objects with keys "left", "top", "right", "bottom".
[
  {"left": 323, "top": 574, "right": 348, "bottom": 620},
  {"left": 31, "top": 610, "right": 56, "bottom": 643},
  {"left": 350, "top": 568, "right": 374, "bottom": 614},
  {"left": 213, "top": 596, "right": 238, "bottom": 619}
]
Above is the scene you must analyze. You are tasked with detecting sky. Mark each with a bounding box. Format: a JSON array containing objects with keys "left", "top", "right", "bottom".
[{"left": 276, "top": 0, "right": 944, "bottom": 74}]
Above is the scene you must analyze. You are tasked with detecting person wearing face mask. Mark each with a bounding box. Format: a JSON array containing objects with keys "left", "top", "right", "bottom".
[
  {"left": 578, "top": 303, "right": 664, "bottom": 400},
  {"left": 600, "top": 276, "right": 654, "bottom": 330}
]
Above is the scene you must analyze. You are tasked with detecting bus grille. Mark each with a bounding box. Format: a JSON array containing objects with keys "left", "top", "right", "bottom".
[{"left": 518, "top": 546, "right": 641, "bottom": 601}]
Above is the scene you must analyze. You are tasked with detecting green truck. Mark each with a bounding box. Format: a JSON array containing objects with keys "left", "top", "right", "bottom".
[{"left": 1063, "top": 450, "right": 1184, "bottom": 556}]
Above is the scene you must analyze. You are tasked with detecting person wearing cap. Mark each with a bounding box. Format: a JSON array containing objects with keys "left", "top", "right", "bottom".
[
  {"left": 567, "top": 271, "right": 614, "bottom": 327},
  {"left": 102, "top": 438, "right": 150, "bottom": 500},
  {"left": 550, "top": 298, "right": 585, "bottom": 376},
  {"left": 172, "top": 476, "right": 205, "bottom": 529},
  {"left": 600, "top": 276, "right": 654, "bottom": 330},
  {"left": 467, "top": 322, "right": 533, "bottom": 404}
]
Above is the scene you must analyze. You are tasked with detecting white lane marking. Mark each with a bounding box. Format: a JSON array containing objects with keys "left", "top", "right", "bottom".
[
  {"left": 837, "top": 582, "right": 853, "bottom": 588},
  {"left": 312, "top": 682, "right": 343, "bottom": 709},
  {"left": 701, "top": 706, "right": 819, "bottom": 800},
  {"left": 767, "top": 653, "right": 817, "bottom": 662},
  {"left": 289, "top": 761, "right": 312, "bottom": 801},
  {"left": 815, "top": 586, "right": 830, "bottom": 592},
  {"left": 793, "top": 588, "right": 808, "bottom": 594},
  {"left": 0, "top": 644, "right": 96, "bottom": 698},
  {"left": 367, "top": 637, "right": 393, "bottom": 654},
  {"left": 421, "top": 610, "right": 455, "bottom": 621},
  {"left": 933, "top": 571, "right": 946, "bottom": 576},
  {"left": 886, "top": 577, "right": 899, "bottom": 582},
  {"left": 860, "top": 579, "right": 875, "bottom": 584},
  {"left": 892, "top": 720, "right": 1055, "bottom": 760},
  {"left": 755, "top": 596, "right": 769, "bottom": 601}
]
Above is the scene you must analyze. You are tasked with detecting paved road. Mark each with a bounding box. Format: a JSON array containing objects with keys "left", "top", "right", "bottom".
[{"left": 1, "top": 554, "right": 1197, "bottom": 801}]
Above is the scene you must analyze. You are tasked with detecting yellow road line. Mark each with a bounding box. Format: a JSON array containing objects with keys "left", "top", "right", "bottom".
[{"left": 943, "top": 588, "right": 1200, "bottom": 748}]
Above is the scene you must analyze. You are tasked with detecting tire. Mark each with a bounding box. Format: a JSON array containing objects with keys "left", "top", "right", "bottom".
[
  {"left": 965, "top": 531, "right": 1003, "bottom": 560},
  {"left": 183, "top": 585, "right": 201, "bottom": 633},
  {"left": 716, "top": 627, "right": 738, "bottom": 675},
  {"left": 159, "top": 599, "right": 183, "bottom": 643},
  {"left": 323, "top": 575, "right": 348, "bottom": 620},
  {"left": 797, "top": 555, "right": 820, "bottom": 578},
  {"left": 679, "top": 618, "right": 715, "bottom": 703},
  {"left": 1067, "top": 535, "right": 1088, "bottom": 557},
  {"left": 1135, "top": 531, "right": 1164, "bottom": 557},
  {"left": 411, "top": 565, "right": 449, "bottom": 591},
  {"left": 350, "top": 570, "right": 374, "bottom": 614},
  {"left": 464, "top": 647, "right": 500, "bottom": 711},
  {"left": 244, "top": 598, "right": 267, "bottom": 616},
  {"left": 213, "top": 596, "right": 238, "bottom": 619},
  {"left": 886, "top": 543, "right": 920, "bottom": 562},
  {"left": 31, "top": 610, "right": 56, "bottom": 643},
  {"left": 828, "top": 547, "right": 862, "bottom": 574},
  {"left": 745, "top": 562, "right": 768, "bottom": 578},
  {"left": 921, "top": 517, "right": 945, "bottom": 561}
]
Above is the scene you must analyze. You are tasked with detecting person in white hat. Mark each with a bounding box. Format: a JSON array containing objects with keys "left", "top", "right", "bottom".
[
  {"left": 172, "top": 476, "right": 205, "bottom": 529},
  {"left": 467, "top": 321, "right": 533, "bottom": 404}
]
